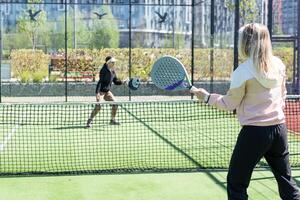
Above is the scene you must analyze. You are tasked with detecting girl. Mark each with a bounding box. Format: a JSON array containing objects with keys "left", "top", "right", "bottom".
[
  {"left": 86, "top": 56, "right": 123, "bottom": 127},
  {"left": 191, "top": 23, "right": 300, "bottom": 200}
]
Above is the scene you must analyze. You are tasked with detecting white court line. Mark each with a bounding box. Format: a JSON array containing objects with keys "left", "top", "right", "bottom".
[{"left": 0, "top": 124, "right": 19, "bottom": 152}]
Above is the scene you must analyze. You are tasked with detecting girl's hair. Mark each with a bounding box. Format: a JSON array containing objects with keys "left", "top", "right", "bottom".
[{"left": 238, "top": 23, "right": 275, "bottom": 78}]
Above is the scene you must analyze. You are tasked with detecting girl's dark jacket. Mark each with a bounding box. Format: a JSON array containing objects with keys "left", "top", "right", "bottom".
[{"left": 95, "top": 64, "right": 122, "bottom": 93}]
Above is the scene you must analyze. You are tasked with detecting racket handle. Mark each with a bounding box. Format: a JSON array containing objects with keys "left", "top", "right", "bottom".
[{"left": 189, "top": 86, "right": 198, "bottom": 92}]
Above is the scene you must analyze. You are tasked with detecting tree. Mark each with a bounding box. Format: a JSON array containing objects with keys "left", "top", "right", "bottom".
[
  {"left": 89, "top": 6, "right": 120, "bottom": 49},
  {"left": 163, "top": 31, "right": 185, "bottom": 49},
  {"left": 273, "top": 24, "right": 283, "bottom": 35},
  {"left": 4, "top": 30, "right": 32, "bottom": 51},
  {"left": 226, "top": 0, "right": 259, "bottom": 24},
  {"left": 50, "top": 7, "right": 90, "bottom": 50},
  {"left": 16, "top": 0, "right": 48, "bottom": 50}
]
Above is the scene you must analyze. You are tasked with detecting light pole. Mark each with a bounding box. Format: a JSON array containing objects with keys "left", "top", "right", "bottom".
[
  {"left": 262, "top": 0, "right": 267, "bottom": 24},
  {"left": 172, "top": 0, "right": 175, "bottom": 48},
  {"left": 200, "top": 1, "right": 205, "bottom": 47},
  {"left": 73, "top": 0, "right": 77, "bottom": 49}
]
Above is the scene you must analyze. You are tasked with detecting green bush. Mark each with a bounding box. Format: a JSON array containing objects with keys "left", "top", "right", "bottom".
[
  {"left": 51, "top": 50, "right": 96, "bottom": 80},
  {"left": 20, "top": 71, "right": 31, "bottom": 83},
  {"left": 273, "top": 47, "right": 294, "bottom": 81},
  {"left": 11, "top": 49, "right": 50, "bottom": 83},
  {"left": 32, "top": 70, "right": 47, "bottom": 83},
  {"left": 49, "top": 74, "right": 60, "bottom": 82}
]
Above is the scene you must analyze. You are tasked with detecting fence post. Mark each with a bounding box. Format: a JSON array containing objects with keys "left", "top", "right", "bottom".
[
  {"left": 128, "top": 1, "right": 132, "bottom": 101},
  {"left": 191, "top": 0, "right": 195, "bottom": 99},
  {"left": 0, "top": 6, "right": 2, "bottom": 103},
  {"left": 267, "top": 0, "right": 273, "bottom": 38},
  {"left": 209, "top": 0, "right": 215, "bottom": 93},
  {"left": 233, "top": 0, "right": 239, "bottom": 71},
  {"left": 64, "top": 0, "right": 68, "bottom": 102},
  {"left": 297, "top": 0, "right": 300, "bottom": 94}
]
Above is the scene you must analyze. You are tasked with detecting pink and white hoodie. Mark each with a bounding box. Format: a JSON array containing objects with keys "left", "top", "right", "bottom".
[{"left": 208, "top": 57, "right": 287, "bottom": 126}]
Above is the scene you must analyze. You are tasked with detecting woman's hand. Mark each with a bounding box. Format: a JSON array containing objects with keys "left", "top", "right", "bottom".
[
  {"left": 123, "top": 78, "right": 129, "bottom": 85},
  {"left": 96, "top": 93, "right": 101, "bottom": 101},
  {"left": 190, "top": 87, "right": 210, "bottom": 102}
]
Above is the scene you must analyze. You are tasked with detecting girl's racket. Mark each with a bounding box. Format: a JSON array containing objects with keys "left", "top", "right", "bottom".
[
  {"left": 128, "top": 77, "right": 140, "bottom": 90},
  {"left": 150, "top": 55, "right": 196, "bottom": 91}
]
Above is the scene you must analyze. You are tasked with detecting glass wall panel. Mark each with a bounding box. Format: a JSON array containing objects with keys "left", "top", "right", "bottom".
[
  {"left": 194, "top": 0, "right": 235, "bottom": 93},
  {"left": 0, "top": 2, "right": 66, "bottom": 102},
  {"left": 130, "top": 4, "right": 192, "bottom": 84},
  {"left": 65, "top": 4, "right": 130, "bottom": 101},
  {"left": 0, "top": 0, "right": 299, "bottom": 102}
]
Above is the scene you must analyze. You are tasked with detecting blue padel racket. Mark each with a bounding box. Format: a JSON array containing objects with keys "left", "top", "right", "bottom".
[
  {"left": 151, "top": 55, "right": 195, "bottom": 91},
  {"left": 128, "top": 77, "right": 140, "bottom": 90}
]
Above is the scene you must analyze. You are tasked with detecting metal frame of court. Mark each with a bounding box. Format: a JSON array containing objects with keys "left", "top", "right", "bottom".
[
  {"left": 0, "top": 1, "right": 299, "bottom": 176},
  {"left": 0, "top": 0, "right": 299, "bottom": 102}
]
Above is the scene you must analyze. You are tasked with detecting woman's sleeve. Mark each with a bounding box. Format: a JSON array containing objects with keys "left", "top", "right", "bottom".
[
  {"left": 208, "top": 70, "right": 246, "bottom": 111},
  {"left": 281, "top": 69, "right": 287, "bottom": 109},
  {"left": 95, "top": 69, "right": 105, "bottom": 94},
  {"left": 112, "top": 72, "right": 123, "bottom": 85}
]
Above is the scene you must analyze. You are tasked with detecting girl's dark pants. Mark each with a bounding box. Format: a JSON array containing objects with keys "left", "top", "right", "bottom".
[{"left": 227, "top": 124, "right": 300, "bottom": 200}]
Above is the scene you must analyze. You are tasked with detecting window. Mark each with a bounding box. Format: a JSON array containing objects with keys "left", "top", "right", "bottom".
[
  {"left": 4, "top": 4, "right": 11, "bottom": 15},
  {"left": 57, "top": 0, "right": 65, "bottom": 11},
  {"left": 185, "top": 7, "right": 192, "bottom": 22}
]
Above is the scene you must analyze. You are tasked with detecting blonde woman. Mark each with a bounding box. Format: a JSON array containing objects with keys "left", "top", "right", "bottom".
[{"left": 191, "top": 23, "right": 300, "bottom": 200}]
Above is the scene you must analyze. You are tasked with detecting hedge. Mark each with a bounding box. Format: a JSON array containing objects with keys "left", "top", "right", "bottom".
[
  {"left": 10, "top": 47, "right": 295, "bottom": 82},
  {"left": 11, "top": 49, "right": 50, "bottom": 83}
]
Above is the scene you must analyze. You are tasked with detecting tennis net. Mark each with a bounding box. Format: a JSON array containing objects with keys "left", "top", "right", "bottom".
[{"left": 0, "top": 96, "right": 299, "bottom": 176}]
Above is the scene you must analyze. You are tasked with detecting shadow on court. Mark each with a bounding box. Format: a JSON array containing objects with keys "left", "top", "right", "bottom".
[
  {"left": 51, "top": 126, "right": 87, "bottom": 129},
  {"left": 51, "top": 124, "right": 111, "bottom": 130}
]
